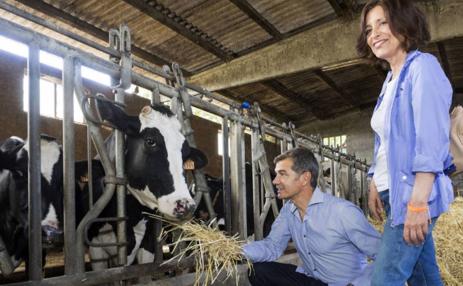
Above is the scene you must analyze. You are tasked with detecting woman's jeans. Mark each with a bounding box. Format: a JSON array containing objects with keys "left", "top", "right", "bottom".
[{"left": 371, "top": 191, "right": 443, "bottom": 286}]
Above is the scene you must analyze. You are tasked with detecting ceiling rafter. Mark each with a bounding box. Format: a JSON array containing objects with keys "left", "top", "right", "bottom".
[
  {"left": 313, "top": 69, "right": 359, "bottom": 108},
  {"left": 262, "top": 80, "right": 326, "bottom": 120},
  {"left": 14, "top": 0, "right": 178, "bottom": 72},
  {"left": 326, "top": 0, "right": 344, "bottom": 17},
  {"left": 229, "top": 0, "right": 283, "bottom": 40},
  {"left": 123, "top": 0, "right": 235, "bottom": 61}
]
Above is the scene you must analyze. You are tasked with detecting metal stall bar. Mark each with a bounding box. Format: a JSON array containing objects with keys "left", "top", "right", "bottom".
[
  {"left": 62, "top": 55, "right": 77, "bottom": 274},
  {"left": 109, "top": 24, "right": 132, "bottom": 269},
  {"left": 73, "top": 62, "right": 118, "bottom": 274},
  {"left": 229, "top": 116, "right": 247, "bottom": 239},
  {"left": 27, "top": 40, "right": 42, "bottom": 281},
  {"left": 222, "top": 116, "right": 232, "bottom": 234},
  {"left": 0, "top": 17, "right": 369, "bottom": 176},
  {"left": 170, "top": 63, "right": 216, "bottom": 221},
  {"left": 251, "top": 104, "right": 279, "bottom": 240},
  {"left": 330, "top": 150, "right": 336, "bottom": 196}
]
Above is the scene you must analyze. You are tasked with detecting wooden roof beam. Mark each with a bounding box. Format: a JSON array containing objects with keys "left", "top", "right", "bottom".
[
  {"left": 313, "top": 69, "right": 358, "bottom": 108},
  {"left": 190, "top": 0, "right": 463, "bottom": 90},
  {"left": 229, "top": 0, "right": 282, "bottom": 40},
  {"left": 14, "top": 0, "right": 174, "bottom": 71},
  {"left": 326, "top": 0, "right": 344, "bottom": 17},
  {"left": 263, "top": 80, "right": 326, "bottom": 120},
  {"left": 123, "top": 0, "right": 235, "bottom": 61}
]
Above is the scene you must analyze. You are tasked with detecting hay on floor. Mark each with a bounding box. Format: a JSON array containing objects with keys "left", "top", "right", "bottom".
[{"left": 369, "top": 197, "right": 463, "bottom": 285}]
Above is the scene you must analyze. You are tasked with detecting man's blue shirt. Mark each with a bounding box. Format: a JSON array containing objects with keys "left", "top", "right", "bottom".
[{"left": 243, "top": 188, "right": 381, "bottom": 286}]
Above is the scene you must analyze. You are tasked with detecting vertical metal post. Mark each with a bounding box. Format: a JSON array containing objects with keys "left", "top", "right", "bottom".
[
  {"left": 115, "top": 87, "right": 127, "bottom": 267},
  {"left": 150, "top": 87, "right": 164, "bottom": 265},
  {"left": 86, "top": 125, "right": 93, "bottom": 208},
  {"left": 251, "top": 128, "right": 261, "bottom": 240},
  {"left": 222, "top": 116, "right": 232, "bottom": 234},
  {"left": 27, "top": 41, "right": 42, "bottom": 281},
  {"left": 63, "top": 55, "right": 77, "bottom": 274},
  {"left": 330, "top": 151, "right": 336, "bottom": 196},
  {"left": 229, "top": 118, "right": 247, "bottom": 239}
]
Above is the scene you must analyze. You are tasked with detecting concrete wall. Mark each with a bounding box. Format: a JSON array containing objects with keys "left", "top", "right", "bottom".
[
  {"left": 299, "top": 109, "right": 375, "bottom": 164},
  {"left": 0, "top": 50, "right": 280, "bottom": 179}
]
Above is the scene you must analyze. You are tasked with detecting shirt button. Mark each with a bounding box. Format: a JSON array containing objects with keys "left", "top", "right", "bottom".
[{"left": 402, "top": 175, "right": 407, "bottom": 181}]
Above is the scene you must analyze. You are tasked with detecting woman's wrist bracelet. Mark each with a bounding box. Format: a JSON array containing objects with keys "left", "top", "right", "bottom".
[{"left": 407, "top": 203, "right": 428, "bottom": 212}]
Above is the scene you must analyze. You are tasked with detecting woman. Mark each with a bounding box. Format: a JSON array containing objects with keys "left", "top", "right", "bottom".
[{"left": 356, "top": 0, "right": 454, "bottom": 285}]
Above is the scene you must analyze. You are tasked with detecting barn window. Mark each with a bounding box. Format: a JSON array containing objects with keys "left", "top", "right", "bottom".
[
  {"left": 217, "top": 131, "right": 230, "bottom": 156},
  {"left": 323, "top": 135, "right": 347, "bottom": 153},
  {"left": 22, "top": 75, "right": 85, "bottom": 123}
]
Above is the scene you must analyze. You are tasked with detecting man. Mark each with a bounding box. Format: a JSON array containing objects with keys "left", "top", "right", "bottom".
[{"left": 243, "top": 147, "right": 381, "bottom": 286}]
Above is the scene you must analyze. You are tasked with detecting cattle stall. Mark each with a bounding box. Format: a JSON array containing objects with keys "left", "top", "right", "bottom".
[{"left": 0, "top": 16, "right": 370, "bottom": 286}]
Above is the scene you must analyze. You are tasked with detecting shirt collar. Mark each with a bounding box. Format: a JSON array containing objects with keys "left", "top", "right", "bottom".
[{"left": 290, "top": 187, "right": 325, "bottom": 215}]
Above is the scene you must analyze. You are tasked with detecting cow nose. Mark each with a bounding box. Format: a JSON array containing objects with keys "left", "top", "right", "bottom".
[
  {"left": 173, "top": 199, "right": 196, "bottom": 219},
  {"left": 42, "top": 225, "right": 64, "bottom": 248}
]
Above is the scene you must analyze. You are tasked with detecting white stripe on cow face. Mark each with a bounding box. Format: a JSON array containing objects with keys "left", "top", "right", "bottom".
[
  {"left": 41, "top": 203, "right": 59, "bottom": 228},
  {"left": 127, "top": 218, "right": 147, "bottom": 265},
  {"left": 24, "top": 139, "right": 60, "bottom": 184},
  {"left": 138, "top": 107, "right": 194, "bottom": 211}
]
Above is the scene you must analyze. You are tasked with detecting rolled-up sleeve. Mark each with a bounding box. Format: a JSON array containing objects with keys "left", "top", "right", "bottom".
[
  {"left": 242, "top": 205, "right": 292, "bottom": 262},
  {"left": 410, "top": 55, "right": 453, "bottom": 174}
]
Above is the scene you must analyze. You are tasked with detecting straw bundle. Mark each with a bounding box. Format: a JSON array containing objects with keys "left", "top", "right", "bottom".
[
  {"left": 148, "top": 214, "right": 252, "bottom": 286},
  {"left": 368, "top": 197, "right": 463, "bottom": 285}
]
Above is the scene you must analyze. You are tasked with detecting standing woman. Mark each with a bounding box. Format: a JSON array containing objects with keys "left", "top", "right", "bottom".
[{"left": 356, "top": 0, "right": 454, "bottom": 285}]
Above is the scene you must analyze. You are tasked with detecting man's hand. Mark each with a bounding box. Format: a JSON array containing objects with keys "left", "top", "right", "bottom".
[
  {"left": 368, "top": 179, "right": 383, "bottom": 221},
  {"left": 403, "top": 204, "right": 430, "bottom": 245}
]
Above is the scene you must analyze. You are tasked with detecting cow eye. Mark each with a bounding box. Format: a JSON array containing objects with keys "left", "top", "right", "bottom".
[{"left": 146, "top": 138, "right": 157, "bottom": 147}]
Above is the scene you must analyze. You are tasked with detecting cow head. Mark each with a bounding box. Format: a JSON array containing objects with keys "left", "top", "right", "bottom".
[
  {"left": 0, "top": 136, "right": 64, "bottom": 253},
  {"left": 97, "top": 101, "right": 205, "bottom": 221}
]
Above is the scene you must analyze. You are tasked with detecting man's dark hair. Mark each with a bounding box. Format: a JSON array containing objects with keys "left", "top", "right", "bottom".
[
  {"left": 274, "top": 147, "right": 319, "bottom": 189},
  {"left": 356, "top": 0, "right": 430, "bottom": 67}
]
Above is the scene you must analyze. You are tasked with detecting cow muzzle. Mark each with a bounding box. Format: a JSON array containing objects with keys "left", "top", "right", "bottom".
[
  {"left": 42, "top": 225, "right": 63, "bottom": 248},
  {"left": 173, "top": 199, "right": 196, "bottom": 220}
]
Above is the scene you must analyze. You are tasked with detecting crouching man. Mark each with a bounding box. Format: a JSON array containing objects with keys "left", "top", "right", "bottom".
[{"left": 243, "top": 147, "right": 381, "bottom": 286}]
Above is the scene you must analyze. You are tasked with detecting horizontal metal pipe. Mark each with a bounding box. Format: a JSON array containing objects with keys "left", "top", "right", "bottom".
[
  {"left": 0, "top": 17, "right": 369, "bottom": 173},
  {"left": 3, "top": 256, "right": 196, "bottom": 286}
]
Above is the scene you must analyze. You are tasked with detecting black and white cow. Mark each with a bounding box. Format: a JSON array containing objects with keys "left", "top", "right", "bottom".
[
  {"left": 0, "top": 101, "right": 207, "bottom": 274},
  {"left": 77, "top": 100, "right": 206, "bottom": 270},
  {"left": 0, "top": 135, "right": 64, "bottom": 274}
]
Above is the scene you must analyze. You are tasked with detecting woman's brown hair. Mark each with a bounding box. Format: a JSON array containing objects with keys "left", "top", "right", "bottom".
[{"left": 356, "top": 0, "right": 430, "bottom": 66}]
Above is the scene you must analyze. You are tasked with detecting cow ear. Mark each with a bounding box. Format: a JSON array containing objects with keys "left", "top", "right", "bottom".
[
  {"left": 0, "top": 141, "right": 25, "bottom": 171},
  {"left": 96, "top": 100, "right": 141, "bottom": 136},
  {"left": 188, "top": 147, "right": 208, "bottom": 170}
]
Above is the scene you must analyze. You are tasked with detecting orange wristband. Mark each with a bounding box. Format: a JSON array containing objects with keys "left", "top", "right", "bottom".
[{"left": 407, "top": 203, "right": 428, "bottom": 212}]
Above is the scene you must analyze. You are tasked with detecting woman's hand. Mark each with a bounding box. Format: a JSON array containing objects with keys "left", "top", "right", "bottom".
[
  {"left": 403, "top": 203, "right": 430, "bottom": 245},
  {"left": 368, "top": 179, "right": 384, "bottom": 221},
  {"left": 403, "top": 172, "right": 435, "bottom": 245}
]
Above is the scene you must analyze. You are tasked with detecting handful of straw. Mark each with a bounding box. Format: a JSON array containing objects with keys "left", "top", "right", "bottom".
[{"left": 147, "top": 214, "right": 252, "bottom": 286}]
